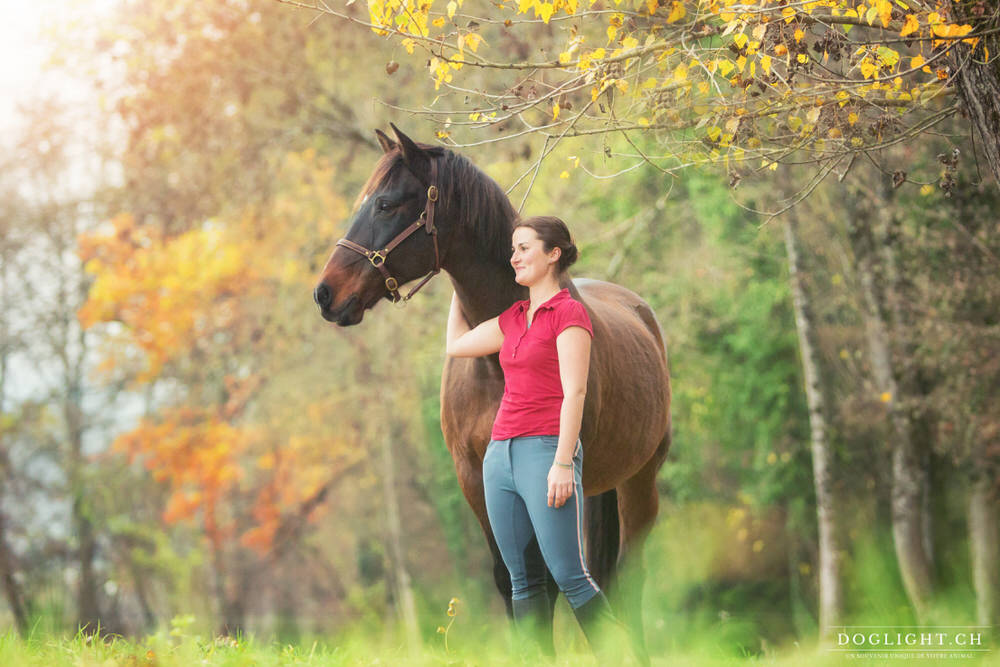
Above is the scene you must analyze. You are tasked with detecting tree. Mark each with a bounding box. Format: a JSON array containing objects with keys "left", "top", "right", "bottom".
[{"left": 285, "top": 0, "right": 999, "bottom": 192}]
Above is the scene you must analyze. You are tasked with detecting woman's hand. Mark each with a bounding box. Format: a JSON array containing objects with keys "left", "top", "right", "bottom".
[{"left": 547, "top": 464, "right": 574, "bottom": 508}]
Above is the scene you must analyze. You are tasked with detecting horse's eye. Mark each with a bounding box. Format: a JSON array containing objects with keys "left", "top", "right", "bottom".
[{"left": 377, "top": 198, "right": 393, "bottom": 212}]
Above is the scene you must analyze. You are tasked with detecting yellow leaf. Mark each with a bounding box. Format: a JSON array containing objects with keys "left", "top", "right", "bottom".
[
  {"left": 552, "top": 102, "right": 560, "bottom": 120},
  {"left": 666, "top": 0, "right": 686, "bottom": 24},
  {"left": 464, "top": 33, "right": 483, "bottom": 52},
  {"left": 717, "top": 59, "right": 734, "bottom": 75},
  {"left": 920, "top": 184, "right": 934, "bottom": 195},
  {"left": 607, "top": 25, "right": 617, "bottom": 42},
  {"left": 622, "top": 36, "right": 639, "bottom": 50},
  {"left": 774, "top": 44, "right": 788, "bottom": 56},
  {"left": 447, "top": 0, "right": 457, "bottom": 18},
  {"left": 782, "top": 6, "right": 795, "bottom": 22},
  {"left": 736, "top": 55, "right": 747, "bottom": 71},
  {"left": 876, "top": 0, "right": 891, "bottom": 28},
  {"left": 760, "top": 54, "right": 772, "bottom": 74},
  {"left": 638, "top": 117, "right": 650, "bottom": 126},
  {"left": 674, "top": 63, "right": 688, "bottom": 81},
  {"left": 707, "top": 126, "right": 721, "bottom": 141},
  {"left": 641, "top": 77, "right": 658, "bottom": 89},
  {"left": 900, "top": 14, "right": 919, "bottom": 37},
  {"left": 647, "top": 0, "right": 658, "bottom": 14},
  {"left": 432, "top": 17, "right": 446, "bottom": 27},
  {"left": 402, "top": 38, "right": 416, "bottom": 54},
  {"left": 538, "top": 2, "right": 554, "bottom": 23},
  {"left": 733, "top": 33, "right": 748, "bottom": 49},
  {"left": 880, "top": 392, "right": 892, "bottom": 403},
  {"left": 865, "top": 4, "right": 878, "bottom": 25},
  {"left": 910, "top": 54, "right": 925, "bottom": 70},
  {"left": 797, "top": 53, "right": 809, "bottom": 64},
  {"left": 848, "top": 112, "right": 858, "bottom": 125},
  {"left": 559, "top": 51, "right": 572, "bottom": 64},
  {"left": 559, "top": 170, "right": 570, "bottom": 179},
  {"left": 860, "top": 60, "right": 877, "bottom": 78},
  {"left": 794, "top": 28, "right": 804, "bottom": 43}
]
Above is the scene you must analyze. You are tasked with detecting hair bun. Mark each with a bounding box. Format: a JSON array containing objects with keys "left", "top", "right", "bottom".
[{"left": 560, "top": 243, "right": 578, "bottom": 269}]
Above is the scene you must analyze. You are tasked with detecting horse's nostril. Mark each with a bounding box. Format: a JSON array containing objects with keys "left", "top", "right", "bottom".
[{"left": 314, "top": 283, "right": 331, "bottom": 308}]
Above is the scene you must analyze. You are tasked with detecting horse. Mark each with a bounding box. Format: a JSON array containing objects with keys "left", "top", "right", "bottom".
[{"left": 314, "top": 125, "right": 671, "bottom": 662}]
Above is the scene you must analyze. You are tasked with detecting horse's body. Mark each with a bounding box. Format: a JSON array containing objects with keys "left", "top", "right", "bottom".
[{"left": 315, "top": 126, "right": 671, "bottom": 661}]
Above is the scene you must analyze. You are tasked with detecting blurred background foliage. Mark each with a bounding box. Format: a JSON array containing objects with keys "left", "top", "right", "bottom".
[{"left": 0, "top": 0, "right": 997, "bottom": 660}]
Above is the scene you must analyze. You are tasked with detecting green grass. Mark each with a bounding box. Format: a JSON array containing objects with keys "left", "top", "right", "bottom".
[{"left": 1, "top": 623, "right": 998, "bottom": 667}]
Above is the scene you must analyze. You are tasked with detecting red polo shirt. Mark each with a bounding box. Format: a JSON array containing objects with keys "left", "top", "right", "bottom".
[{"left": 491, "top": 288, "right": 594, "bottom": 440}]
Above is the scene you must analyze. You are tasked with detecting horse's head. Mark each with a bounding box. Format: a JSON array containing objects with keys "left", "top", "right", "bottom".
[{"left": 314, "top": 125, "right": 448, "bottom": 326}]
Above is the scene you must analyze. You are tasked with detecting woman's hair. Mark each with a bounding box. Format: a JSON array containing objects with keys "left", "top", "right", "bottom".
[{"left": 513, "top": 216, "right": 579, "bottom": 273}]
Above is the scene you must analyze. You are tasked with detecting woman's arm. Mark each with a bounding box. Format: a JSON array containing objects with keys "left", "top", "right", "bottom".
[
  {"left": 446, "top": 292, "right": 504, "bottom": 358},
  {"left": 548, "top": 325, "right": 592, "bottom": 507}
]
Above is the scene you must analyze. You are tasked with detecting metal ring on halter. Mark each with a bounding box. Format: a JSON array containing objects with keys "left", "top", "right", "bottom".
[
  {"left": 385, "top": 277, "right": 399, "bottom": 291},
  {"left": 369, "top": 251, "right": 386, "bottom": 267}
]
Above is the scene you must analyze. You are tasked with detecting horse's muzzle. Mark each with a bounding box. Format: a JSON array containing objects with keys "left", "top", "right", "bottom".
[{"left": 317, "top": 291, "right": 364, "bottom": 326}]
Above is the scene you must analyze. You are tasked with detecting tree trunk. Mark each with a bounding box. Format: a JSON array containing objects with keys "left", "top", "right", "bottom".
[
  {"left": 0, "top": 250, "right": 29, "bottom": 637},
  {"left": 845, "top": 178, "right": 935, "bottom": 619},
  {"left": 783, "top": 212, "right": 844, "bottom": 639},
  {"left": 969, "top": 475, "right": 1000, "bottom": 627},
  {"left": 381, "top": 418, "right": 421, "bottom": 651},
  {"left": 947, "top": 2, "right": 1000, "bottom": 184},
  {"left": 0, "top": 509, "right": 28, "bottom": 636}
]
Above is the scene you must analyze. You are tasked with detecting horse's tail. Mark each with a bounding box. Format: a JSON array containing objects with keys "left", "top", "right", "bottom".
[{"left": 585, "top": 489, "right": 620, "bottom": 591}]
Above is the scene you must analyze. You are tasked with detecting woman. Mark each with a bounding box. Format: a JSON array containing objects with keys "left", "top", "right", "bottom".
[{"left": 445, "top": 216, "right": 621, "bottom": 658}]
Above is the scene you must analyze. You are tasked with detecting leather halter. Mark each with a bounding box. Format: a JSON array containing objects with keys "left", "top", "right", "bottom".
[{"left": 335, "top": 160, "right": 441, "bottom": 303}]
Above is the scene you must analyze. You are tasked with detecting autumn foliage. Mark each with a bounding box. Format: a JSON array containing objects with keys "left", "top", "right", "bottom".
[
  {"left": 299, "top": 0, "right": 996, "bottom": 186},
  {"left": 77, "top": 150, "right": 357, "bottom": 557}
]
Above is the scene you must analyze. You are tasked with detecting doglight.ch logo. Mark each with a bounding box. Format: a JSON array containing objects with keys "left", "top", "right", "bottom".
[{"left": 827, "top": 626, "right": 993, "bottom": 660}]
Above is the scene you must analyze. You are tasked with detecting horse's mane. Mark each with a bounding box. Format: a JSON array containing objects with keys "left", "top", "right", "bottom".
[{"left": 356, "top": 145, "right": 517, "bottom": 266}]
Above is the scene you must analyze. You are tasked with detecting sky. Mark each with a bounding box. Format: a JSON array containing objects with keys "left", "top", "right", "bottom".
[{"left": 0, "top": 1, "right": 52, "bottom": 131}]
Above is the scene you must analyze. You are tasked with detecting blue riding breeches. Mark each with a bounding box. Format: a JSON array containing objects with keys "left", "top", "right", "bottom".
[{"left": 483, "top": 434, "right": 602, "bottom": 609}]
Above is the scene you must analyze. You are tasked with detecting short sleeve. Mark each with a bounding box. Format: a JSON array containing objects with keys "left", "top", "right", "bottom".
[{"left": 553, "top": 300, "right": 593, "bottom": 338}]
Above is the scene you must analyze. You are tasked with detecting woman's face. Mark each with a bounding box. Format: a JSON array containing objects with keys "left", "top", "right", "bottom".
[{"left": 510, "top": 227, "right": 559, "bottom": 287}]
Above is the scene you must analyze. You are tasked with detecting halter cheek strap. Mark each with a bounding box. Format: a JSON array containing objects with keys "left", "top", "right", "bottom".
[{"left": 335, "top": 160, "right": 441, "bottom": 303}]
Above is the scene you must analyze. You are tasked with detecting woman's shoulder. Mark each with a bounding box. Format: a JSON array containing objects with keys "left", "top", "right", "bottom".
[{"left": 550, "top": 293, "right": 593, "bottom": 336}]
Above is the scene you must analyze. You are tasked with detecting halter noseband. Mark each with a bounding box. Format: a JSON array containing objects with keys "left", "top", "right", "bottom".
[{"left": 335, "top": 160, "right": 441, "bottom": 303}]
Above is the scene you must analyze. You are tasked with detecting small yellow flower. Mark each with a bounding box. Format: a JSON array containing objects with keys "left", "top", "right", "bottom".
[{"left": 437, "top": 626, "right": 446, "bottom": 633}]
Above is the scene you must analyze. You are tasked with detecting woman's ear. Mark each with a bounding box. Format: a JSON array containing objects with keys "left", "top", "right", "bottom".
[{"left": 548, "top": 246, "right": 562, "bottom": 265}]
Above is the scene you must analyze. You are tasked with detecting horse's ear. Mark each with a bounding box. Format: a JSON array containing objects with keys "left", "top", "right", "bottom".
[
  {"left": 390, "top": 123, "right": 430, "bottom": 182},
  {"left": 375, "top": 129, "right": 397, "bottom": 154}
]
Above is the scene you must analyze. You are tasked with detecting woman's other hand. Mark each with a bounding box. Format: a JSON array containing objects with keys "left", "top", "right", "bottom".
[{"left": 547, "top": 464, "right": 574, "bottom": 508}]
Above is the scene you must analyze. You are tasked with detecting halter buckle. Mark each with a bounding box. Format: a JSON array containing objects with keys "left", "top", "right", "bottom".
[
  {"left": 427, "top": 185, "right": 439, "bottom": 202},
  {"left": 385, "top": 276, "right": 399, "bottom": 291},
  {"left": 369, "top": 250, "right": 386, "bottom": 267}
]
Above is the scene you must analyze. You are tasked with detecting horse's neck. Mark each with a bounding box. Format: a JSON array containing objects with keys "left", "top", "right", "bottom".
[{"left": 444, "top": 239, "right": 524, "bottom": 327}]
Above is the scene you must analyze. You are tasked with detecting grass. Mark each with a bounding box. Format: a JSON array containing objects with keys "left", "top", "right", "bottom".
[{"left": 1, "top": 621, "right": 998, "bottom": 667}]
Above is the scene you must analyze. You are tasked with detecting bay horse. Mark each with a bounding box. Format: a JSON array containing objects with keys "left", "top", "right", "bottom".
[{"left": 314, "top": 125, "right": 671, "bottom": 662}]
